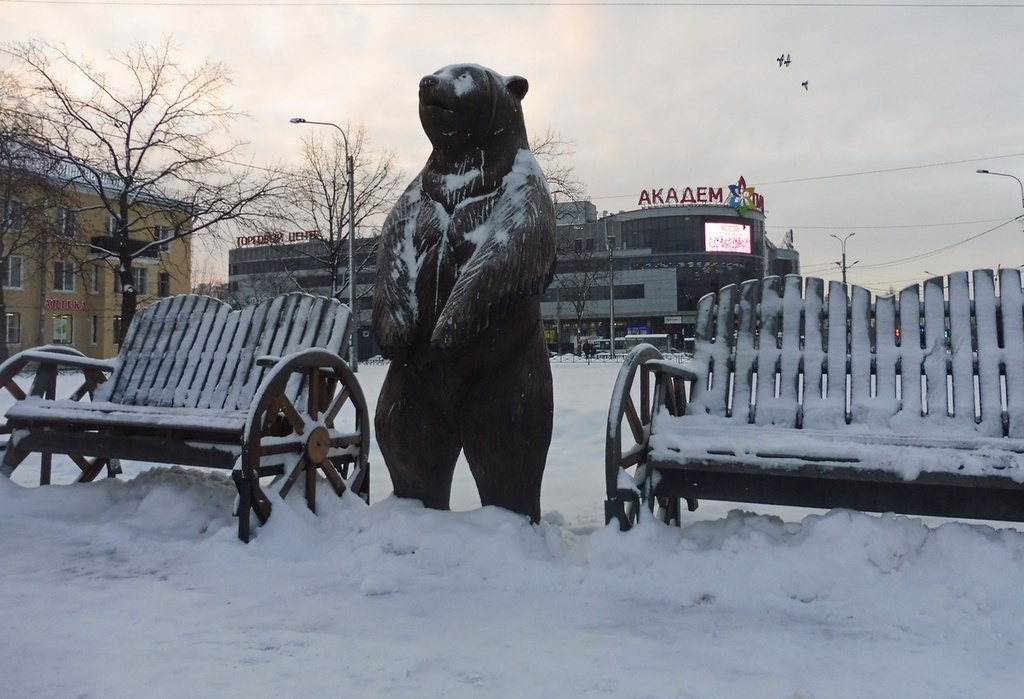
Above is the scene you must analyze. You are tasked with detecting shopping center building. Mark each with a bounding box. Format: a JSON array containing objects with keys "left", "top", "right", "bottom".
[
  {"left": 226, "top": 178, "right": 800, "bottom": 360},
  {"left": 544, "top": 179, "right": 799, "bottom": 353}
]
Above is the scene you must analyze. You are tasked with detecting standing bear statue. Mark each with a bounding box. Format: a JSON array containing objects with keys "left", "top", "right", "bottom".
[{"left": 372, "top": 63, "right": 557, "bottom": 522}]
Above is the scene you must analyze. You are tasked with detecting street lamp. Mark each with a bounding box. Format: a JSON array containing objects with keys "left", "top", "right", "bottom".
[
  {"left": 290, "top": 117, "right": 358, "bottom": 371},
  {"left": 830, "top": 232, "right": 858, "bottom": 285},
  {"left": 976, "top": 169, "right": 1024, "bottom": 210},
  {"left": 606, "top": 233, "right": 615, "bottom": 359}
]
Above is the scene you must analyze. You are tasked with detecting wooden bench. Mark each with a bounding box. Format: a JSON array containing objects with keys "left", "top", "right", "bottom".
[
  {"left": 605, "top": 268, "right": 1024, "bottom": 529},
  {"left": 0, "top": 293, "right": 370, "bottom": 542}
]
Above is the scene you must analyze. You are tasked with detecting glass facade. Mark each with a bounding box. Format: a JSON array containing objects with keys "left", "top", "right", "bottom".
[{"left": 542, "top": 203, "right": 797, "bottom": 353}]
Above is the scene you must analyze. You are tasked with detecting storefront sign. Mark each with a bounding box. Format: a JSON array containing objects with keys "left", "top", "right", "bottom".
[
  {"left": 44, "top": 298, "right": 87, "bottom": 311},
  {"left": 638, "top": 176, "right": 764, "bottom": 213},
  {"left": 235, "top": 231, "right": 323, "bottom": 248},
  {"left": 664, "top": 316, "right": 683, "bottom": 325}
]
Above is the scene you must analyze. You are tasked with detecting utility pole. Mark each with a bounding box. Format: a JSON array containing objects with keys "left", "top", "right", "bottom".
[
  {"left": 831, "top": 232, "right": 858, "bottom": 285},
  {"left": 606, "top": 228, "right": 615, "bottom": 358}
]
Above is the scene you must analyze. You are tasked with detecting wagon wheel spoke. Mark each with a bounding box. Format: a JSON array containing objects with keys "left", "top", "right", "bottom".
[
  {"left": 623, "top": 396, "right": 645, "bottom": 448},
  {"left": 264, "top": 394, "right": 305, "bottom": 435},
  {"left": 324, "top": 385, "right": 351, "bottom": 426},
  {"left": 318, "top": 458, "right": 348, "bottom": 495},
  {"left": 277, "top": 455, "right": 309, "bottom": 500}
]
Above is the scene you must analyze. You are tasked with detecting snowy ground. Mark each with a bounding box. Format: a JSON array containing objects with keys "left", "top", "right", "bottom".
[{"left": 1, "top": 359, "right": 1023, "bottom": 698}]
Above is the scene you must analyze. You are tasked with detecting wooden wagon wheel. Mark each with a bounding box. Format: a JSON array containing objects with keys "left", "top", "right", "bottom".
[
  {"left": 605, "top": 344, "right": 663, "bottom": 530},
  {"left": 235, "top": 349, "right": 369, "bottom": 542},
  {"left": 0, "top": 346, "right": 115, "bottom": 484},
  {"left": 605, "top": 344, "right": 692, "bottom": 530}
]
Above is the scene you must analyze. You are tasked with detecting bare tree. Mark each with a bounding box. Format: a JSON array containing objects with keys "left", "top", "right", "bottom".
[
  {"left": 269, "top": 126, "right": 402, "bottom": 305},
  {"left": 2, "top": 38, "right": 286, "bottom": 339},
  {"left": 530, "top": 128, "right": 588, "bottom": 205},
  {"left": 0, "top": 70, "right": 80, "bottom": 361},
  {"left": 550, "top": 225, "right": 609, "bottom": 348}
]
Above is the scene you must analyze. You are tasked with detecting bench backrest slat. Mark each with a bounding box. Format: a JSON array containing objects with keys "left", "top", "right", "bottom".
[
  {"left": 95, "top": 293, "right": 350, "bottom": 411},
  {"left": 948, "top": 271, "right": 976, "bottom": 424},
  {"left": 974, "top": 269, "right": 1004, "bottom": 436},
  {"left": 1003, "top": 268, "right": 1024, "bottom": 438},
  {"left": 896, "top": 285, "right": 924, "bottom": 425},
  {"left": 685, "top": 269, "right": 1022, "bottom": 437}
]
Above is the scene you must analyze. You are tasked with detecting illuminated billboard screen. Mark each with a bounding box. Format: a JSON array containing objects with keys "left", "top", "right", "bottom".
[{"left": 704, "top": 221, "right": 752, "bottom": 254}]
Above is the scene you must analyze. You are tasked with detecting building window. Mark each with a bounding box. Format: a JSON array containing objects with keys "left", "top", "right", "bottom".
[
  {"left": 158, "top": 271, "right": 171, "bottom": 297},
  {"left": 56, "top": 206, "right": 76, "bottom": 238},
  {"left": 106, "top": 215, "right": 118, "bottom": 235},
  {"left": 116, "top": 267, "right": 150, "bottom": 295},
  {"left": 4, "top": 312, "right": 21, "bottom": 344},
  {"left": 90, "top": 264, "right": 101, "bottom": 294},
  {"left": 53, "top": 261, "right": 76, "bottom": 292},
  {"left": 3, "top": 200, "right": 24, "bottom": 231},
  {"left": 154, "top": 225, "right": 171, "bottom": 252},
  {"left": 113, "top": 316, "right": 121, "bottom": 346},
  {"left": 90, "top": 314, "right": 99, "bottom": 345},
  {"left": 52, "top": 314, "right": 73, "bottom": 344},
  {"left": 3, "top": 256, "right": 24, "bottom": 289}
]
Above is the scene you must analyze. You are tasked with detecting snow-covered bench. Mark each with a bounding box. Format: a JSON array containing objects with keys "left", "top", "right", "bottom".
[
  {"left": 605, "top": 269, "right": 1024, "bottom": 529},
  {"left": 0, "top": 293, "right": 370, "bottom": 542}
]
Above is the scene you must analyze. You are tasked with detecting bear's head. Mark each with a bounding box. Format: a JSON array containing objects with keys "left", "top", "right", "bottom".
[{"left": 418, "top": 64, "right": 529, "bottom": 152}]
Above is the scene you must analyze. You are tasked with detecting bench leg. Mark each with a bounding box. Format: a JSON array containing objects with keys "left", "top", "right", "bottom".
[
  {"left": 232, "top": 468, "right": 273, "bottom": 543},
  {"left": 234, "top": 470, "right": 252, "bottom": 543},
  {"left": 605, "top": 488, "right": 640, "bottom": 531}
]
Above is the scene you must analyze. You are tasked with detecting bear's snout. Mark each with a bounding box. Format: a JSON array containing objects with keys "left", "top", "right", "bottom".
[{"left": 420, "top": 75, "right": 439, "bottom": 90}]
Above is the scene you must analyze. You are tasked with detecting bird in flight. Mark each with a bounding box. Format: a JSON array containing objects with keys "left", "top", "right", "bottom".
[
  {"left": 777, "top": 53, "right": 791, "bottom": 67},
  {"left": 802, "top": 80, "right": 809, "bottom": 90}
]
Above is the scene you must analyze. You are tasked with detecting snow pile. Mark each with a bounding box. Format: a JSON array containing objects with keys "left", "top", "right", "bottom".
[{"left": 1, "top": 362, "right": 1023, "bottom": 697}]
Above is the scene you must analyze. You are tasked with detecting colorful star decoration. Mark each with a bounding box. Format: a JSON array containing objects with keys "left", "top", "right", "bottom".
[{"left": 727, "top": 176, "right": 757, "bottom": 216}]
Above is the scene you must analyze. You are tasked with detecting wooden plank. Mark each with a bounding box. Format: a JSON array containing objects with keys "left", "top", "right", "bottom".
[
  {"left": 848, "top": 284, "right": 874, "bottom": 423},
  {"left": 923, "top": 276, "right": 949, "bottom": 419},
  {"left": 688, "top": 290, "right": 720, "bottom": 415},
  {"left": 948, "top": 271, "right": 976, "bottom": 422},
  {"left": 221, "top": 295, "right": 289, "bottom": 411},
  {"left": 973, "top": 269, "right": 1003, "bottom": 436},
  {"left": 778, "top": 275, "right": 804, "bottom": 424},
  {"left": 800, "top": 277, "right": 829, "bottom": 425},
  {"left": 702, "top": 284, "right": 735, "bottom": 418},
  {"left": 754, "top": 276, "right": 787, "bottom": 426},
  {"left": 153, "top": 296, "right": 229, "bottom": 408},
  {"left": 131, "top": 295, "right": 201, "bottom": 406},
  {"left": 1002, "top": 268, "right": 1024, "bottom": 438},
  {"left": 169, "top": 300, "right": 232, "bottom": 409},
  {"left": 872, "top": 292, "right": 899, "bottom": 418},
  {"left": 730, "top": 279, "right": 758, "bottom": 424},
  {"left": 896, "top": 285, "right": 924, "bottom": 421},
  {"left": 194, "top": 302, "right": 258, "bottom": 411},
  {"left": 100, "top": 296, "right": 174, "bottom": 403},
  {"left": 825, "top": 280, "right": 850, "bottom": 424},
  {"left": 180, "top": 302, "right": 236, "bottom": 409}
]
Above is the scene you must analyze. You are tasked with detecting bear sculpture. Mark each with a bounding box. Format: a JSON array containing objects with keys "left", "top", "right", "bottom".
[{"left": 372, "top": 64, "right": 557, "bottom": 522}]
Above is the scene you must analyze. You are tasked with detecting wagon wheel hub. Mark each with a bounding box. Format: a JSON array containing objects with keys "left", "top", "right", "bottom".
[{"left": 304, "top": 425, "right": 331, "bottom": 464}]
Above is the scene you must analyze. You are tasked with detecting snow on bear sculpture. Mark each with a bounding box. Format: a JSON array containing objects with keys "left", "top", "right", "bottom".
[{"left": 372, "top": 64, "right": 557, "bottom": 522}]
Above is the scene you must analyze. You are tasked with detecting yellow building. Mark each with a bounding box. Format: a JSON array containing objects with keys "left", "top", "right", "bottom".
[{"left": 2, "top": 192, "right": 192, "bottom": 360}]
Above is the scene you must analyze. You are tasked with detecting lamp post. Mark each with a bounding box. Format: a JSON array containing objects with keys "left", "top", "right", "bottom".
[
  {"left": 976, "top": 169, "right": 1024, "bottom": 210},
  {"left": 830, "top": 232, "right": 858, "bottom": 285},
  {"left": 606, "top": 233, "right": 615, "bottom": 358},
  {"left": 290, "top": 117, "right": 358, "bottom": 371}
]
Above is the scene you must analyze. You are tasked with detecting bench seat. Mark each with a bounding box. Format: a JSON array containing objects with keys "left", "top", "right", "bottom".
[
  {"left": 5, "top": 400, "right": 249, "bottom": 434},
  {"left": 650, "top": 420, "right": 1024, "bottom": 483}
]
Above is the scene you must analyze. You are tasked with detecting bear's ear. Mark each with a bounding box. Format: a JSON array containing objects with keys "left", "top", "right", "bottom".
[{"left": 505, "top": 75, "right": 529, "bottom": 100}]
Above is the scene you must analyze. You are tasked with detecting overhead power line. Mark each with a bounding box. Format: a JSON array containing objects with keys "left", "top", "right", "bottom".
[
  {"left": 4, "top": 1, "right": 1024, "bottom": 6},
  {"left": 800, "top": 216, "right": 1022, "bottom": 274}
]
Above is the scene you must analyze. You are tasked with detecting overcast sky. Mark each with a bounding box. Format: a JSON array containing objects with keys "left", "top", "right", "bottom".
[{"left": 5, "top": 0, "right": 1024, "bottom": 294}]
